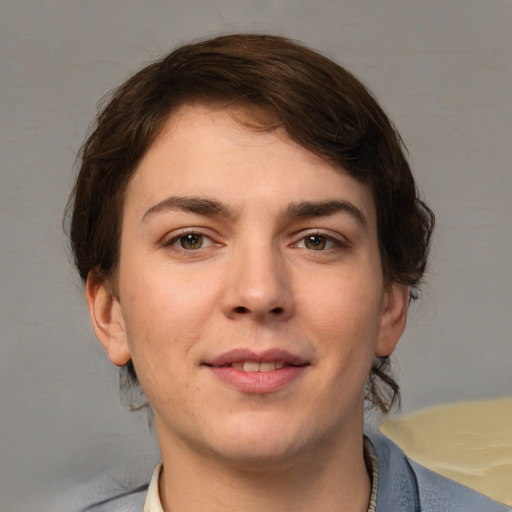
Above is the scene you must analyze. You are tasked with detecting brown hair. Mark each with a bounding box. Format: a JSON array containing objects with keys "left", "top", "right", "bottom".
[{"left": 66, "top": 34, "right": 434, "bottom": 413}]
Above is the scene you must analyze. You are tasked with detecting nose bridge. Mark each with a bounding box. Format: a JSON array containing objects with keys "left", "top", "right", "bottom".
[{"left": 222, "top": 235, "right": 294, "bottom": 320}]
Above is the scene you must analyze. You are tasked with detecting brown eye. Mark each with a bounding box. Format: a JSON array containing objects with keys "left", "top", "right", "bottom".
[
  {"left": 179, "top": 233, "right": 204, "bottom": 250},
  {"left": 304, "top": 235, "right": 328, "bottom": 250}
]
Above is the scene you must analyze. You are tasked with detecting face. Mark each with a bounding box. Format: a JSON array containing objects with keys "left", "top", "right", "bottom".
[{"left": 88, "top": 104, "right": 407, "bottom": 467}]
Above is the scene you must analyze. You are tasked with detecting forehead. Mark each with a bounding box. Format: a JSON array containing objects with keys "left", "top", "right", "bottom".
[{"left": 125, "top": 104, "right": 377, "bottom": 225}]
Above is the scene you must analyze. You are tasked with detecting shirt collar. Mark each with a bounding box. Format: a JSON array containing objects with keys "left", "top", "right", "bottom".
[
  {"left": 364, "top": 436, "right": 379, "bottom": 512},
  {"left": 143, "top": 463, "right": 163, "bottom": 512}
]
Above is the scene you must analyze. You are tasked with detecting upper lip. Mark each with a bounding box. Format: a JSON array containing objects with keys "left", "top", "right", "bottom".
[{"left": 204, "top": 348, "right": 309, "bottom": 368}]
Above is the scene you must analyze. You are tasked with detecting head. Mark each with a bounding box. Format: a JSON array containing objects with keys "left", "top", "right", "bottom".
[{"left": 67, "top": 34, "right": 434, "bottom": 414}]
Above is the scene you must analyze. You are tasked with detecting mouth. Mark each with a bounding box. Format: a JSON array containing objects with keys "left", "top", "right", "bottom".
[
  {"left": 204, "top": 348, "right": 308, "bottom": 371},
  {"left": 203, "top": 349, "right": 309, "bottom": 393}
]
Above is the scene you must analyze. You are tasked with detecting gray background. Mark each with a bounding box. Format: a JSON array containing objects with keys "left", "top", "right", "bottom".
[{"left": 1, "top": 1, "right": 511, "bottom": 510}]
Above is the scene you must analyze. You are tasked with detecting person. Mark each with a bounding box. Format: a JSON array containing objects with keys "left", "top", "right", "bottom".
[{"left": 66, "top": 34, "right": 509, "bottom": 511}]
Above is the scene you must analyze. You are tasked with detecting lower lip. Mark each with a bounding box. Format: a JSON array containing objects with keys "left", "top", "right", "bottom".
[{"left": 207, "top": 366, "right": 307, "bottom": 394}]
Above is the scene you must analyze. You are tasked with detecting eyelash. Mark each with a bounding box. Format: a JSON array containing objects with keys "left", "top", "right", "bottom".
[
  {"left": 162, "top": 230, "right": 218, "bottom": 251},
  {"left": 162, "top": 229, "right": 348, "bottom": 252},
  {"left": 292, "top": 231, "right": 349, "bottom": 251}
]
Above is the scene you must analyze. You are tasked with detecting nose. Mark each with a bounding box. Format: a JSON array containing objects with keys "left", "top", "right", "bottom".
[{"left": 221, "top": 243, "right": 295, "bottom": 321}]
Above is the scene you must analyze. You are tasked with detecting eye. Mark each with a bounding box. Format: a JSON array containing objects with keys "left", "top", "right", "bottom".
[
  {"left": 297, "top": 234, "right": 338, "bottom": 251},
  {"left": 165, "top": 232, "right": 215, "bottom": 250}
]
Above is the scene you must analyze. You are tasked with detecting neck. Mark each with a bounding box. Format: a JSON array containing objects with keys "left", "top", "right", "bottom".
[{"left": 156, "top": 422, "right": 371, "bottom": 512}]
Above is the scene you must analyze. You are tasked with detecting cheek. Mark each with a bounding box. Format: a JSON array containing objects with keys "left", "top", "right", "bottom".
[
  {"left": 119, "top": 266, "right": 220, "bottom": 382},
  {"left": 303, "top": 275, "right": 382, "bottom": 340},
  {"left": 123, "top": 286, "right": 215, "bottom": 360},
  {"left": 300, "top": 273, "right": 382, "bottom": 384},
  {"left": 121, "top": 259, "right": 221, "bottom": 335}
]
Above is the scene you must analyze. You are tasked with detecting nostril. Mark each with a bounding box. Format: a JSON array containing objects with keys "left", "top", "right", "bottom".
[{"left": 232, "top": 306, "right": 284, "bottom": 315}]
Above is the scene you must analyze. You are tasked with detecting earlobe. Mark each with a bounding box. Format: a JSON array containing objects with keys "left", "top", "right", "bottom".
[
  {"left": 375, "top": 283, "right": 409, "bottom": 357},
  {"left": 86, "top": 273, "right": 131, "bottom": 366}
]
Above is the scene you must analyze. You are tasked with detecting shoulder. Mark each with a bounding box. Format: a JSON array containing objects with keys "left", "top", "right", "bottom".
[
  {"left": 409, "top": 457, "right": 510, "bottom": 512},
  {"left": 366, "top": 431, "right": 510, "bottom": 512}
]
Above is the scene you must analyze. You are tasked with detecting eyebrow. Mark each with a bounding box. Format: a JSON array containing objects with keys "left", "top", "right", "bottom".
[
  {"left": 142, "top": 196, "right": 235, "bottom": 221},
  {"left": 142, "top": 196, "right": 368, "bottom": 231},
  {"left": 284, "top": 200, "right": 369, "bottom": 232}
]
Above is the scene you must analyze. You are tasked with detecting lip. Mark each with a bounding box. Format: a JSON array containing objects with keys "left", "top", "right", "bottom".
[
  {"left": 205, "top": 348, "right": 308, "bottom": 368},
  {"left": 203, "top": 348, "right": 309, "bottom": 394}
]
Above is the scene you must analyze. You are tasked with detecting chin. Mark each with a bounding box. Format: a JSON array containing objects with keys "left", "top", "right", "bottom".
[
  {"left": 201, "top": 413, "right": 324, "bottom": 470},
  {"left": 211, "top": 439, "right": 306, "bottom": 471}
]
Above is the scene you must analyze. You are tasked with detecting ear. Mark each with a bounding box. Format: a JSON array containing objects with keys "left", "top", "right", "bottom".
[
  {"left": 375, "top": 283, "right": 409, "bottom": 357},
  {"left": 86, "top": 273, "right": 131, "bottom": 366}
]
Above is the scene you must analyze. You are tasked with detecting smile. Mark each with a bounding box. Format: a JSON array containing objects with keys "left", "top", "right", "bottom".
[
  {"left": 205, "top": 348, "right": 308, "bottom": 369},
  {"left": 204, "top": 349, "right": 309, "bottom": 393}
]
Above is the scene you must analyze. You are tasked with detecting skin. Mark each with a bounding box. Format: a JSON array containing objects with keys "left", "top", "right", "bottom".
[{"left": 87, "top": 104, "right": 409, "bottom": 512}]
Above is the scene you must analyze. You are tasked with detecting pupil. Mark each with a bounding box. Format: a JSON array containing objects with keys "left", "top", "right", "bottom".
[
  {"left": 181, "top": 234, "right": 202, "bottom": 249},
  {"left": 306, "top": 236, "right": 326, "bottom": 250}
]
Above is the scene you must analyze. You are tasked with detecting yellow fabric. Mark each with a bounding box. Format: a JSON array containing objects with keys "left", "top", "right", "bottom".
[{"left": 380, "top": 398, "right": 512, "bottom": 506}]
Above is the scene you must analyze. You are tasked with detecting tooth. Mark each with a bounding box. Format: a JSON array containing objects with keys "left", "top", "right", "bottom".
[
  {"left": 259, "top": 361, "right": 276, "bottom": 372},
  {"left": 243, "top": 361, "right": 259, "bottom": 372},
  {"left": 231, "top": 361, "right": 244, "bottom": 371},
  {"left": 275, "top": 361, "right": 285, "bottom": 370}
]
